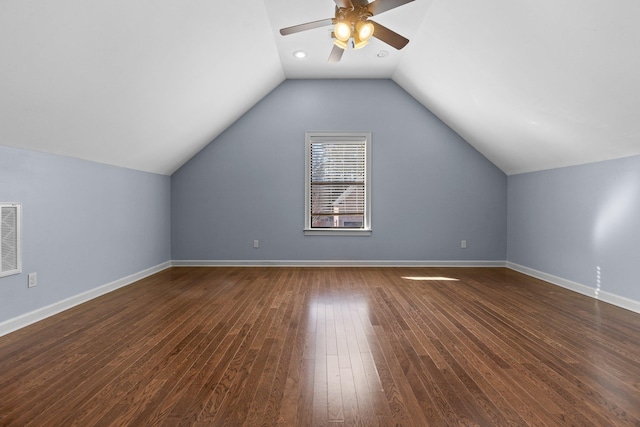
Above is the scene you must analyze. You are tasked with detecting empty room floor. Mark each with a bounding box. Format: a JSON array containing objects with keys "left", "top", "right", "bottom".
[{"left": 1, "top": 267, "right": 639, "bottom": 426}]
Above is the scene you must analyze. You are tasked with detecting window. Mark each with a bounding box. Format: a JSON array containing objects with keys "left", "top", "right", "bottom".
[
  {"left": 305, "top": 132, "right": 371, "bottom": 236},
  {"left": 1, "top": 203, "right": 22, "bottom": 278}
]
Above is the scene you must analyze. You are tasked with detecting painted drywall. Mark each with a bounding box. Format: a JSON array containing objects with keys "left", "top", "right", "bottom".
[
  {"left": 0, "top": 145, "right": 171, "bottom": 324},
  {"left": 507, "top": 155, "right": 640, "bottom": 303},
  {"left": 171, "top": 79, "right": 507, "bottom": 262}
]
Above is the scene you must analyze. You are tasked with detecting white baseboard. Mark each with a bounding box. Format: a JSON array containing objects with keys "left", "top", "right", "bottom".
[
  {"left": 0, "top": 261, "right": 172, "bottom": 338},
  {"left": 5, "top": 260, "right": 635, "bottom": 338},
  {"left": 171, "top": 259, "right": 507, "bottom": 268},
  {"left": 507, "top": 262, "right": 640, "bottom": 314}
]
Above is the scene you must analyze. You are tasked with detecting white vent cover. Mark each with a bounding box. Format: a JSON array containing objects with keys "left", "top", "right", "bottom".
[{"left": 1, "top": 203, "right": 22, "bottom": 277}]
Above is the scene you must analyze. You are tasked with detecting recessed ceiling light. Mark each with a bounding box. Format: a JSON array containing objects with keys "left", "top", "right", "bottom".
[
  {"left": 376, "top": 50, "right": 389, "bottom": 58},
  {"left": 293, "top": 50, "right": 307, "bottom": 60}
]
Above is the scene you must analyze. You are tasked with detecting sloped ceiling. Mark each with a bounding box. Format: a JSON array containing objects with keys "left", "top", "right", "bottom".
[
  {"left": 394, "top": 0, "right": 640, "bottom": 175},
  {"left": 1, "top": 0, "right": 639, "bottom": 176},
  {"left": 0, "top": 0, "right": 285, "bottom": 175}
]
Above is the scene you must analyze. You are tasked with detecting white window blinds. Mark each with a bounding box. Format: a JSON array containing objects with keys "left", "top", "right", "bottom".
[{"left": 305, "top": 132, "right": 371, "bottom": 234}]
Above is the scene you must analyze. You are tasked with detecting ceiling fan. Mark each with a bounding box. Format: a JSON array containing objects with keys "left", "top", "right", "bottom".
[{"left": 280, "top": 0, "right": 414, "bottom": 63}]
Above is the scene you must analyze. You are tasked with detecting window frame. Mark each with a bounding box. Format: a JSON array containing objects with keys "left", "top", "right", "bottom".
[{"left": 304, "top": 131, "right": 372, "bottom": 236}]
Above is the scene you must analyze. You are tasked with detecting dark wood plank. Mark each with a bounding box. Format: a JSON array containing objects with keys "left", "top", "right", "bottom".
[{"left": 1, "top": 266, "right": 640, "bottom": 426}]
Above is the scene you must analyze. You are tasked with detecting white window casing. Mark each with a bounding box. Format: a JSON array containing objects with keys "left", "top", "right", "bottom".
[{"left": 305, "top": 132, "right": 371, "bottom": 236}]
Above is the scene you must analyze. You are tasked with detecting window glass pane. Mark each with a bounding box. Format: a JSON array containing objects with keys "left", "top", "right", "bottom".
[{"left": 309, "top": 141, "right": 366, "bottom": 229}]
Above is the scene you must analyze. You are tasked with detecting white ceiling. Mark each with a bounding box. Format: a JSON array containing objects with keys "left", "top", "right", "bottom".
[
  {"left": 0, "top": 0, "right": 284, "bottom": 174},
  {"left": 1, "top": 0, "right": 639, "bottom": 175}
]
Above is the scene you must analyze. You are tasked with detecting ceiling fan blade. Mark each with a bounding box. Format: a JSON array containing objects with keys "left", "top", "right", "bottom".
[
  {"left": 370, "top": 20, "right": 409, "bottom": 50},
  {"left": 367, "top": 0, "right": 415, "bottom": 16},
  {"left": 328, "top": 45, "right": 345, "bottom": 63},
  {"left": 280, "top": 18, "right": 334, "bottom": 36},
  {"left": 334, "top": 0, "right": 354, "bottom": 9}
]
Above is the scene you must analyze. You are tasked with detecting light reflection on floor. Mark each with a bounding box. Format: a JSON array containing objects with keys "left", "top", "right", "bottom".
[{"left": 303, "top": 293, "right": 379, "bottom": 423}]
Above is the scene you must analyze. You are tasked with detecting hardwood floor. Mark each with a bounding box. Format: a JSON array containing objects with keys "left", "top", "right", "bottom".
[{"left": 1, "top": 267, "right": 639, "bottom": 426}]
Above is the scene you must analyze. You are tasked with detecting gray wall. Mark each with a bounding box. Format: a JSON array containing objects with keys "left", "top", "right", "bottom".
[
  {"left": 0, "top": 145, "right": 171, "bottom": 323},
  {"left": 171, "top": 79, "right": 507, "bottom": 262},
  {"left": 507, "top": 154, "right": 640, "bottom": 301}
]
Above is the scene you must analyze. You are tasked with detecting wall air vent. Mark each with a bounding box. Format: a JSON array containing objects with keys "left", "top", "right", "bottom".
[{"left": 1, "top": 203, "right": 22, "bottom": 278}]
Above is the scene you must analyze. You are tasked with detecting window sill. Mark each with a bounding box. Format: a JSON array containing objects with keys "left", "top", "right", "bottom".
[{"left": 304, "top": 229, "right": 372, "bottom": 236}]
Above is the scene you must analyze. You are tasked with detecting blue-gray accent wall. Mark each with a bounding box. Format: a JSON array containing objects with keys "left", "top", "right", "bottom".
[
  {"left": 507, "top": 154, "right": 640, "bottom": 302},
  {"left": 2, "top": 78, "right": 638, "bottom": 327},
  {"left": 171, "top": 80, "right": 507, "bottom": 262},
  {"left": 0, "top": 145, "right": 171, "bottom": 324}
]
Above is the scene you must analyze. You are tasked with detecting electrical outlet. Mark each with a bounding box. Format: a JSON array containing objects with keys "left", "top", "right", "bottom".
[
  {"left": 28, "top": 273, "right": 37, "bottom": 288},
  {"left": 253, "top": 240, "right": 259, "bottom": 248},
  {"left": 461, "top": 240, "right": 467, "bottom": 249}
]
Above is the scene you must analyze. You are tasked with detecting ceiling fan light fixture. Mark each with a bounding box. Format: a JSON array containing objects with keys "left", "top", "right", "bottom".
[
  {"left": 353, "top": 39, "right": 369, "bottom": 50},
  {"left": 353, "top": 32, "right": 370, "bottom": 50},
  {"left": 278, "top": 0, "right": 412, "bottom": 64},
  {"left": 356, "top": 21, "right": 374, "bottom": 42},
  {"left": 333, "top": 39, "right": 348, "bottom": 50},
  {"left": 334, "top": 21, "right": 352, "bottom": 42}
]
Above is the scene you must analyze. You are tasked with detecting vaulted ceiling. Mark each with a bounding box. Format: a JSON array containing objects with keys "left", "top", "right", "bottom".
[{"left": 1, "top": 0, "right": 639, "bottom": 175}]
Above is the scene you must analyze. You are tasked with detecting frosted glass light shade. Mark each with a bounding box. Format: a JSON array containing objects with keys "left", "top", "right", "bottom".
[
  {"left": 334, "top": 21, "right": 351, "bottom": 42},
  {"left": 356, "top": 21, "right": 374, "bottom": 41}
]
